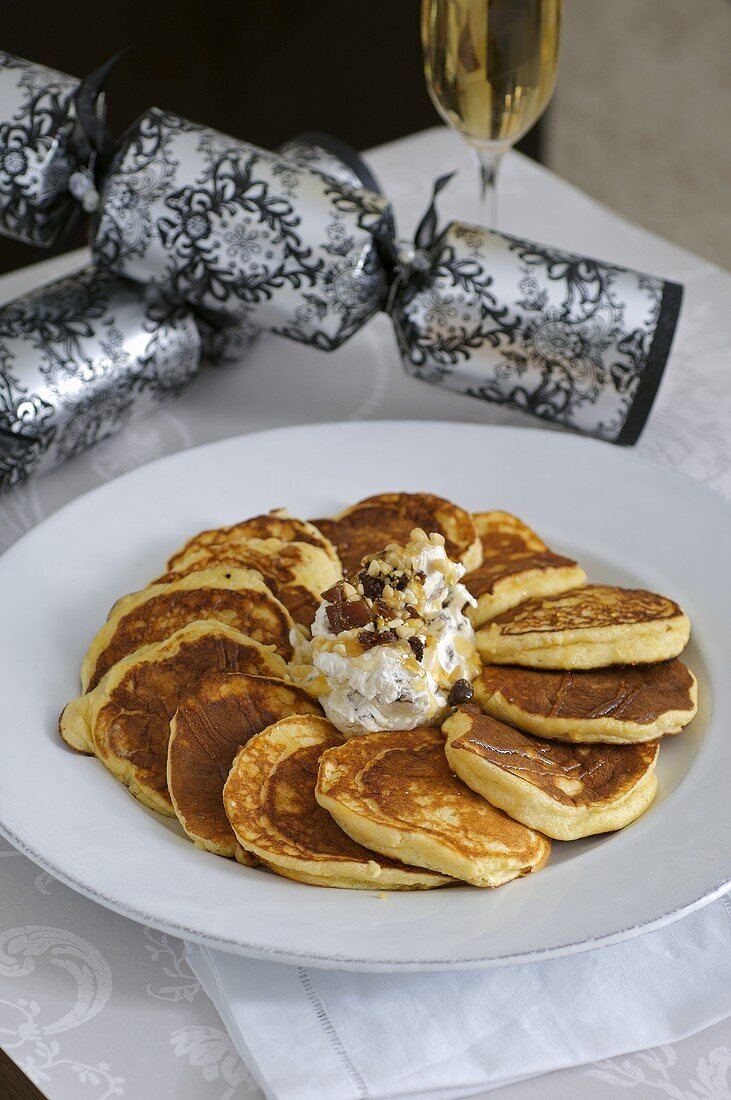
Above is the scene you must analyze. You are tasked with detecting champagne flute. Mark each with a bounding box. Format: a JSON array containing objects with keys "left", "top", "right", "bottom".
[{"left": 422, "top": 0, "right": 562, "bottom": 228}]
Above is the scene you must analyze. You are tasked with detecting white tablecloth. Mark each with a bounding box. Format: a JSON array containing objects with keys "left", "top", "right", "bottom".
[{"left": 0, "top": 126, "right": 729, "bottom": 1100}]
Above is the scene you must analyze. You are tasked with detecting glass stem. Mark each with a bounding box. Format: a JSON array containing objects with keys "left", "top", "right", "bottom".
[{"left": 473, "top": 146, "right": 503, "bottom": 230}]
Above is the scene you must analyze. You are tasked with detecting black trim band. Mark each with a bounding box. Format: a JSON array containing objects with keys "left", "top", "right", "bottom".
[
  {"left": 617, "top": 279, "right": 683, "bottom": 446},
  {"left": 285, "top": 129, "right": 383, "bottom": 195}
]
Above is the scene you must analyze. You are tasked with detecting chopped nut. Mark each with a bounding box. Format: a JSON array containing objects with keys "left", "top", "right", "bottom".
[{"left": 374, "top": 598, "right": 391, "bottom": 619}]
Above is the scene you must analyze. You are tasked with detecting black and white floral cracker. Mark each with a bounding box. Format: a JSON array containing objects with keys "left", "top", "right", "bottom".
[{"left": 0, "top": 51, "right": 682, "bottom": 493}]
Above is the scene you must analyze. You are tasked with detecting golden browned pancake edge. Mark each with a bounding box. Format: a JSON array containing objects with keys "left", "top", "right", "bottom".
[
  {"left": 223, "top": 714, "right": 451, "bottom": 889},
  {"left": 81, "top": 567, "right": 295, "bottom": 692},
  {"left": 465, "top": 511, "right": 587, "bottom": 624},
  {"left": 59, "top": 622, "right": 288, "bottom": 816},
  {"left": 474, "top": 511, "right": 548, "bottom": 554},
  {"left": 315, "top": 726, "right": 550, "bottom": 887},
  {"left": 155, "top": 536, "right": 341, "bottom": 628},
  {"left": 477, "top": 585, "right": 691, "bottom": 668},
  {"left": 168, "top": 673, "right": 323, "bottom": 857},
  {"left": 166, "top": 510, "right": 339, "bottom": 570},
  {"left": 475, "top": 660, "right": 698, "bottom": 743},
  {"left": 313, "top": 492, "right": 482, "bottom": 575},
  {"left": 443, "top": 706, "right": 659, "bottom": 840}
]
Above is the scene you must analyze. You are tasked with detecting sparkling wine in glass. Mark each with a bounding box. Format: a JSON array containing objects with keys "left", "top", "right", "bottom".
[{"left": 422, "top": 0, "right": 562, "bottom": 228}]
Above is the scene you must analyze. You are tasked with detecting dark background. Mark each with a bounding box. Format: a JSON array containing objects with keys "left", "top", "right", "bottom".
[{"left": 0, "top": 0, "right": 543, "bottom": 275}]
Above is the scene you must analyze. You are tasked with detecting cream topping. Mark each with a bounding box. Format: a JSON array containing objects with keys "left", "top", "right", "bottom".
[{"left": 291, "top": 529, "right": 479, "bottom": 736}]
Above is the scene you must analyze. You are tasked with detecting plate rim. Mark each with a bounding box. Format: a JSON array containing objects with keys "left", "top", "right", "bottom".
[
  {"left": 1, "top": 419, "right": 729, "bottom": 971},
  {"left": 1, "top": 812, "right": 729, "bottom": 971}
]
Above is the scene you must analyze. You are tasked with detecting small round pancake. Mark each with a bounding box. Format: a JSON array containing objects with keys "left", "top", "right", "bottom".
[
  {"left": 475, "top": 660, "right": 697, "bottom": 744},
  {"left": 313, "top": 492, "right": 482, "bottom": 575},
  {"left": 166, "top": 509, "right": 340, "bottom": 571},
  {"left": 59, "top": 622, "right": 288, "bottom": 816},
  {"left": 224, "top": 715, "right": 450, "bottom": 890},
  {"left": 477, "top": 585, "right": 691, "bottom": 669},
  {"left": 157, "top": 537, "right": 341, "bottom": 628},
  {"left": 315, "top": 726, "right": 550, "bottom": 887},
  {"left": 81, "top": 567, "right": 295, "bottom": 692},
  {"left": 465, "top": 511, "right": 587, "bottom": 625},
  {"left": 168, "top": 673, "right": 323, "bottom": 857},
  {"left": 443, "top": 706, "right": 659, "bottom": 840}
]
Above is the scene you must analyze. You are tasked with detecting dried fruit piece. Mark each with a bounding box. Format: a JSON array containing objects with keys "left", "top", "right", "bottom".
[{"left": 448, "top": 679, "right": 474, "bottom": 705}]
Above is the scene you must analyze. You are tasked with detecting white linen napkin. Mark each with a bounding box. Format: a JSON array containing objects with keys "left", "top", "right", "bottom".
[{"left": 186, "top": 893, "right": 731, "bottom": 1100}]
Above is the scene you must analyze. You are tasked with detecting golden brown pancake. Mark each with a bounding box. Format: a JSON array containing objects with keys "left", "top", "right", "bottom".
[
  {"left": 313, "top": 492, "right": 482, "bottom": 576},
  {"left": 465, "top": 511, "right": 587, "bottom": 625},
  {"left": 315, "top": 726, "right": 550, "bottom": 887},
  {"left": 166, "top": 509, "right": 339, "bottom": 571},
  {"left": 168, "top": 673, "right": 323, "bottom": 857},
  {"left": 156, "top": 537, "right": 341, "bottom": 628},
  {"left": 477, "top": 585, "right": 691, "bottom": 668},
  {"left": 59, "top": 622, "right": 288, "bottom": 816},
  {"left": 475, "top": 660, "right": 698, "bottom": 743},
  {"left": 81, "top": 567, "right": 295, "bottom": 692},
  {"left": 443, "top": 706, "right": 659, "bottom": 840},
  {"left": 224, "top": 715, "right": 450, "bottom": 889}
]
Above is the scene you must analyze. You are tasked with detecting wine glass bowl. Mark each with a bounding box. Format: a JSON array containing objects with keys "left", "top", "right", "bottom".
[{"left": 422, "top": 0, "right": 562, "bottom": 227}]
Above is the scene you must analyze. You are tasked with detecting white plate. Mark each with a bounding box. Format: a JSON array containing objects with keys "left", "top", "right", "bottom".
[{"left": 0, "top": 422, "right": 728, "bottom": 971}]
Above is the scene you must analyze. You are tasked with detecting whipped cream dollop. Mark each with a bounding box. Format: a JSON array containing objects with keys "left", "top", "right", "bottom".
[{"left": 292, "top": 528, "right": 480, "bottom": 736}]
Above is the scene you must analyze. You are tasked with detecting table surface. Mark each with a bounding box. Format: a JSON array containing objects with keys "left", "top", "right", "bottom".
[{"left": 0, "top": 126, "right": 730, "bottom": 1100}]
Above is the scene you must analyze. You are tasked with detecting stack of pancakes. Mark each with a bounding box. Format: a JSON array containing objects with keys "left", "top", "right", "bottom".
[{"left": 59, "top": 494, "right": 697, "bottom": 891}]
